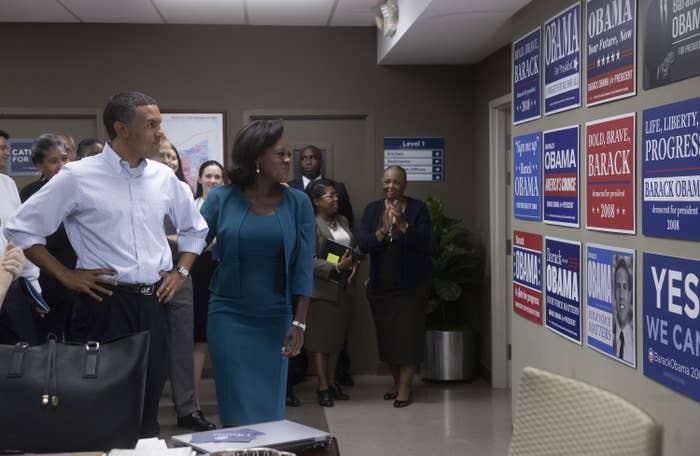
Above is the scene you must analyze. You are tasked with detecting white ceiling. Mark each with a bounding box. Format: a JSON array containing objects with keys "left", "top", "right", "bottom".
[
  {"left": 378, "top": 0, "right": 530, "bottom": 64},
  {"left": 0, "top": 0, "right": 529, "bottom": 63},
  {"left": 0, "top": 0, "right": 379, "bottom": 26}
]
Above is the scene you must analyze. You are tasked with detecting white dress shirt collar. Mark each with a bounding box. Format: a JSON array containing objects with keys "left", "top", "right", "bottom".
[
  {"left": 102, "top": 142, "right": 148, "bottom": 177},
  {"left": 302, "top": 174, "right": 322, "bottom": 190}
]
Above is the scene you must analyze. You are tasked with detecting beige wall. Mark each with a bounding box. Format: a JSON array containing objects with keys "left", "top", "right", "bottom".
[
  {"left": 509, "top": 2, "right": 700, "bottom": 455},
  {"left": 0, "top": 23, "right": 475, "bottom": 373}
]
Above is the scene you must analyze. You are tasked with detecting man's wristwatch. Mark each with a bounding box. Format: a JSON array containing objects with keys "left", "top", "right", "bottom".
[{"left": 175, "top": 265, "right": 190, "bottom": 278}]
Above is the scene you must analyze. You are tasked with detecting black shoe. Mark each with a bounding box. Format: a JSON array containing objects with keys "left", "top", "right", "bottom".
[
  {"left": 317, "top": 389, "right": 334, "bottom": 407},
  {"left": 383, "top": 391, "right": 398, "bottom": 400},
  {"left": 286, "top": 390, "right": 301, "bottom": 407},
  {"left": 177, "top": 410, "right": 216, "bottom": 431},
  {"left": 393, "top": 394, "right": 412, "bottom": 408},
  {"left": 329, "top": 383, "right": 350, "bottom": 400}
]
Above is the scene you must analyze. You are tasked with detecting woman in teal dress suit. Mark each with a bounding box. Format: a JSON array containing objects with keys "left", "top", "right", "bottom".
[{"left": 200, "top": 120, "right": 314, "bottom": 426}]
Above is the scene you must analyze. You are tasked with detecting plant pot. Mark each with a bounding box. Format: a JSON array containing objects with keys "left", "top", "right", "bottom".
[{"left": 422, "top": 328, "right": 475, "bottom": 381}]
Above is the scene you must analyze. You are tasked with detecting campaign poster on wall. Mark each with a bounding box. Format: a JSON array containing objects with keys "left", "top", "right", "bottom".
[
  {"left": 642, "top": 0, "right": 700, "bottom": 90},
  {"left": 543, "top": 125, "right": 579, "bottom": 227},
  {"left": 545, "top": 237, "right": 582, "bottom": 344},
  {"left": 513, "top": 27, "right": 542, "bottom": 125},
  {"left": 544, "top": 2, "right": 582, "bottom": 115},
  {"left": 513, "top": 231, "right": 543, "bottom": 324},
  {"left": 586, "top": 0, "right": 636, "bottom": 106},
  {"left": 586, "top": 244, "right": 636, "bottom": 367},
  {"left": 643, "top": 252, "right": 700, "bottom": 402},
  {"left": 513, "top": 132, "right": 542, "bottom": 221},
  {"left": 585, "top": 113, "right": 636, "bottom": 233},
  {"left": 7, "top": 139, "right": 38, "bottom": 177},
  {"left": 642, "top": 97, "right": 700, "bottom": 241},
  {"left": 586, "top": 0, "right": 637, "bottom": 106}
]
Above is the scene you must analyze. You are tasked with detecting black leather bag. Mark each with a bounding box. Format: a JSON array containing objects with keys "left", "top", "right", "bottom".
[{"left": 0, "top": 331, "right": 150, "bottom": 452}]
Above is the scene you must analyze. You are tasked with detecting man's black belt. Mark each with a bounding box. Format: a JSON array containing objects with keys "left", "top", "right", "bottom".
[{"left": 113, "top": 281, "right": 161, "bottom": 296}]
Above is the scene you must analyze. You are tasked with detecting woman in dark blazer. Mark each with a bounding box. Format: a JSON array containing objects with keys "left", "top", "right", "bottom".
[
  {"left": 358, "top": 165, "right": 431, "bottom": 408},
  {"left": 305, "top": 179, "right": 357, "bottom": 407},
  {"left": 20, "top": 134, "right": 73, "bottom": 342}
]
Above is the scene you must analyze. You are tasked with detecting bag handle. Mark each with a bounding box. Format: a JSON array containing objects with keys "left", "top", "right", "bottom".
[
  {"left": 42, "top": 336, "right": 59, "bottom": 407},
  {"left": 83, "top": 341, "right": 100, "bottom": 379},
  {"left": 7, "top": 341, "right": 29, "bottom": 378}
]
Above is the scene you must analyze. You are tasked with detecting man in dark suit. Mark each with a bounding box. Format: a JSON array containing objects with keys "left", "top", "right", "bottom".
[
  {"left": 285, "top": 145, "right": 355, "bottom": 407},
  {"left": 288, "top": 145, "right": 353, "bottom": 226}
]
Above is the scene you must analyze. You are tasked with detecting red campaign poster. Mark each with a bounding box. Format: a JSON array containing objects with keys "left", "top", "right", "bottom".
[
  {"left": 585, "top": 113, "right": 636, "bottom": 233},
  {"left": 512, "top": 230, "right": 543, "bottom": 324}
]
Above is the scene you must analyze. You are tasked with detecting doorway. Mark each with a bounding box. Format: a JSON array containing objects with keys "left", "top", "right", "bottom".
[
  {"left": 244, "top": 111, "right": 379, "bottom": 374},
  {"left": 488, "top": 94, "right": 512, "bottom": 388}
]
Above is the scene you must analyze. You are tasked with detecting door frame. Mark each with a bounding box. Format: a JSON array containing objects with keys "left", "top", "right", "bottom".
[
  {"left": 0, "top": 107, "right": 103, "bottom": 136},
  {"left": 488, "top": 94, "right": 511, "bottom": 388},
  {"left": 243, "top": 109, "right": 376, "bottom": 190}
]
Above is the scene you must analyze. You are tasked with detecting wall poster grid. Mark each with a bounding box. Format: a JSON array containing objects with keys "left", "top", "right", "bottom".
[{"left": 509, "top": 0, "right": 700, "bottom": 403}]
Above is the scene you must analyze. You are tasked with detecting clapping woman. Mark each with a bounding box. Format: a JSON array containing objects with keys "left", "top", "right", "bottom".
[
  {"left": 305, "top": 179, "right": 358, "bottom": 407},
  {"left": 358, "top": 165, "right": 431, "bottom": 408}
]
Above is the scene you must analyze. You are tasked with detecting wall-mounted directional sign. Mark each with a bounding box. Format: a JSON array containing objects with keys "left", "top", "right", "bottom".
[{"left": 384, "top": 137, "right": 445, "bottom": 182}]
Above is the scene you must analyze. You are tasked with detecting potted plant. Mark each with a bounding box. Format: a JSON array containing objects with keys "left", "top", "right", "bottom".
[{"left": 422, "top": 197, "right": 484, "bottom": 381}]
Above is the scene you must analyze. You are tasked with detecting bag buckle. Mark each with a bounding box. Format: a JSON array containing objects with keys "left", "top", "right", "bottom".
[{"left": 85, "top": 341, "right": 100, "bottom": 352}]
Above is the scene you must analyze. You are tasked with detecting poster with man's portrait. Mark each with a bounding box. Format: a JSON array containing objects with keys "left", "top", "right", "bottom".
[
  {"left": 586, "top": 243, "right": 636, "bottom": 367},
  {"left": 643, "top": 0, "right": 700, "bottom": 89}
]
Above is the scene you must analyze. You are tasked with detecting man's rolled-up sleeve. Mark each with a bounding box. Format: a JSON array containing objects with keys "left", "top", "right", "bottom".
[
  {"left": 170, "top": 178, "right": 208, "bottom": 255},
  {"left": 4, "top": 167, "right": 78, "bottom": 252}
]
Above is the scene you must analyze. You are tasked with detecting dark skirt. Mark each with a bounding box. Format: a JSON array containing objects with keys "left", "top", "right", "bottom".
[
  {"left": 305, "top": 292, "right": 351, "bottom": 354},
  {"left": 191, "top": 250, "right": 217, "bottom": 343},
  {"left": 368, "top": 282, "right": 429, "bottom": 365}
]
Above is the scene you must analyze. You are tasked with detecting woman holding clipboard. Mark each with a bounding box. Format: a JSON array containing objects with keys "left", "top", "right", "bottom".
[{"left": 305, "top": 179, "right": 358, "bottom": 407}]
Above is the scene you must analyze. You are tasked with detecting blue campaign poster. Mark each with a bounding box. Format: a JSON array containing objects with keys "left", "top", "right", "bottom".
[
  {"left": 544, "top": 2, "right": 581, "bottom": 115},
  {"left": 586, "top": 243, "right": 636, "bottom": 367},
  {"left": 513, "top": 27, "right": 541, "bottom": 125},
  {"left": 543, "top": 125, "right": 579, "bottom": 227},
  {"left": 545, "top": 237, "right": 582, "bottom": 344},
  {"left": 643, "top": 252, "right": 700, "bottom": 402},
  {"left": 642, "top": 97, "right": 700, "bottom": 241},
  {"left": 513, "top": 132, "right": 542, "bottom": 221},
  {"left": 7, "top": 138, "right": 38, "bottom": 177},
  {"left": 585, "top": 0, "right": 636, "bottom": 106}
]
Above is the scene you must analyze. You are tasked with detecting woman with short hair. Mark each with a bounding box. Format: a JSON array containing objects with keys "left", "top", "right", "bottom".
[
  {"left": 19, "top": 134, "right": 72, "bottom": 342},
  {"left": 200, "top": 119, "right": 314, "bottom": 426},
  {"left": 358, "top": 165, "right": 432, "bottom": 408}
]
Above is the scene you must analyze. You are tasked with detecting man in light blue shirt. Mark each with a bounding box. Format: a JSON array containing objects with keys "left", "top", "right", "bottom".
[{"left": 5, "top": 91, "right": 208, "bottom": 437}]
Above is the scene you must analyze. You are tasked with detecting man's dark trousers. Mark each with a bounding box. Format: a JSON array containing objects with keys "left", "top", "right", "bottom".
[{"left": 71, "top": 289, "right": 169, "bottom": 437}]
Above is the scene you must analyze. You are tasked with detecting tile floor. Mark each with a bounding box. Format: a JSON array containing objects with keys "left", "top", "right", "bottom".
[{"left": 159, "top": 375, "right": 512, "bottom": 456}]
